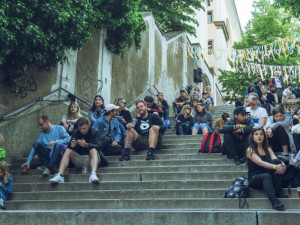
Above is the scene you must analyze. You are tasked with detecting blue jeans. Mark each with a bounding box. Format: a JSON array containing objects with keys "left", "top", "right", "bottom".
[
  {"left": 34, "top": 141, "right": 63, "bottom": 170},
  {"left": 163, "top": 109, "right": 169, "bottom": 120},
  {"left": 177, "top": 124, "right": 191, "bottom": 135},
  {"left": 193, "top": 123, "right": 212, "bottom": 134}
]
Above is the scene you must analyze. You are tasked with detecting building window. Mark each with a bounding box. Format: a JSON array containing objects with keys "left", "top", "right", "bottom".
[
  {"left": 207, "top": 11, "right": 212, "bottom": 23},
  {"left": 208, "top": 41, "right": 213, "bottom": 54}
]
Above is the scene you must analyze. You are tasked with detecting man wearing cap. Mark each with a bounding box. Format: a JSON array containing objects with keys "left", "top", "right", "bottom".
[
  {"left": 92, "top": 104, "right": 122, "bottom": 156},
  {"left": 222, "top": 106, "right": 254, "bottom": 165},
  {"left": 172, "top": 89, "right": 189, "bottom": 117},
  {"left": 119, "top": 100, "right": 166, "bottom": 161},
  {"left": 270, "top": 71, "right": 284, "bottom": 103},
  {"left": 245, "top": 93, "right": 268, "bottom": 128}
]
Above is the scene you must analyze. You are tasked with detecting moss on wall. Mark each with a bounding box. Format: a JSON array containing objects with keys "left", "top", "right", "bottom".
[
  {"left": 167, "top": 37, "right": 184, "bottom": 90},
  {"left": 74, "top": 32, "right": 100, "bottom": 103},
  {"left": 154, "top": 30, "right": 162, "bottom": 85},
  {"left": 111, "top": 22, "right": 150, "bottom": 103}
]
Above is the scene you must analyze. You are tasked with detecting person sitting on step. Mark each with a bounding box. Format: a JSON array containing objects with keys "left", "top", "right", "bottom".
[
  {"left": 222, "top": 106, "right": 254, "bottom": 165},
  {"left": 144, "top": 95, "right": 164, "bottom": 118},
  {"left": 157, "top": 92, "right": 170, "bottom": 128},
  {"left": 245, "top": 93, "right": 268, "bottom": 128},
  {"left": 61, "top": 101, "right": 82, "bottom": 135},
  {"left": 176, "top": 105, "right": 194, "bottom": 135},
  {"left": 264, "top": 106, "right": 296, "bottom": 153},
  {"left": 259, "top": 85, "right": 275, "bottom": 116},
  {"left": 49, "top": 117, "right": 106, "bottom": 184},
  {"left": 92, "top": 104, "right": 123, "bottom": 156},
  {"left": 214, "top": 112, "right": 230, "bottom": 133},
  {"left": 21, "top": 115, "right": 71, "bottom": 176},
  {"left": 119, "top": 100, "right": 166, "bottom": 161},
  {"left": 192, "top": 103, "right": 213, "bottom": 135},
  {"left": 172, "top": 89, "right": 189, "bottom": 118},
  {"left": 247, "top": 127, "right": 287, "bottom": 211},
  {"left": 200, "top": 92, "right": 213, "bottom": 112},
  {"left": 0, "top": 162, "right": 12, "bottom": 210},
  {"left": 88, "top": 95, "right": 105, "bottom": 125}
]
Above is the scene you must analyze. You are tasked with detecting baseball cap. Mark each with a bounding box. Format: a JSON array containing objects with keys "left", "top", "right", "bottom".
[
  {"left": 249, "top": 83, "right": 256, "bottom": 87},
  {"left": 105, "top": 104, "right": 119, "bottom": 112},
  {"left": 234, "top": 106, "right": 249, "bottom": 115},
  {"left": 180, "top": 89, "right": 186, "bottom": 92},
  {"left": 269, "top": 84, "right": 275, "bottom": 88}
]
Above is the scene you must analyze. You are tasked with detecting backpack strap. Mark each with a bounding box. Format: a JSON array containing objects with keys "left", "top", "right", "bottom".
[
  {"left": 208, "top": 132, "right": 215, "bottom": 153},
  {"left": 201, "top": 133, "right": 209, "bottom": 153},
  {"left": 239, "top": 198, "right": 249, "bottom": 209}
]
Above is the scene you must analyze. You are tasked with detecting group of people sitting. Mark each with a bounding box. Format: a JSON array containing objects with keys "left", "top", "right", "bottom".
[{"left": 17, "top": 93, "right": 172, "bottom": 185}]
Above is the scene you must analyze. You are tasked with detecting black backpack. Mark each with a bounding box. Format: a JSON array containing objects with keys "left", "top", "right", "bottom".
[
  {"left": 199, "top": 132, "right": 221, "bottom": 153},
  {"left": 224, "top": 176, "right": 250, "bottom": 209}
]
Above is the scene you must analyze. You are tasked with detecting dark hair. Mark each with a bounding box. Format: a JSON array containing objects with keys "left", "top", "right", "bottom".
[
  {"left": 77, "top": 117, "right": 89, "bottom": 127},
  {"left": 39, "top": 115, "right": 49, "bottom": 121},
  {"left": 90, "top": 95, "right": 105, "bottom": 111},
  {"left": 221, "top": 112, "right": 229, "bottom": 121},
  {"left": 248, "top": 127, "right": 271, "bottom": 161},
  {"left": 157, "top": 92, "right": 163, "bottom": 96},
  {"left": 144, "top": 95, "right": 154, "bottom": 103},
  {"left": 195, "top": 103, "right": 206, "bottom": 113},
  {"left": 136, "top": 100, "right": 147, "bottom": 107},
  {"left": 272, "top": 106, "right": 285, "bottom": 121}
]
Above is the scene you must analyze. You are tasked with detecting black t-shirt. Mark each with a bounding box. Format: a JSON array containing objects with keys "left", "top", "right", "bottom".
[{"left": 134, "top": 113, "right": 164, "bottom": 138}]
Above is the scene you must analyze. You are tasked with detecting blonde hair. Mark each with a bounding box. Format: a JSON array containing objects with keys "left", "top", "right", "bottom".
[
  {"left": 67, "top": 101, "right": 81, "bottom": 119},
  {"left": 180, "top": 105, "right": 192, "bottom": 118},
  {"left": 115, "top": 98, "right": 128, "bottom": 114},
  {"left": 0, "top": 134, "right": 4, "bottom": 146},
  {"left": 205, "top": 86, "right": 212, "bottom": 93},
  {"left": 0, "top": 161, "right": 10, "bottom": 183}
]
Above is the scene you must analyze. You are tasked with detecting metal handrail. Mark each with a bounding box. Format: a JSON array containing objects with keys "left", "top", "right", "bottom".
[
  {"left": 0, "top": 88, "right": 92, "bottom": 122},
  {"left": 126, "top": 87, "right": 151, "bottom": 108}
]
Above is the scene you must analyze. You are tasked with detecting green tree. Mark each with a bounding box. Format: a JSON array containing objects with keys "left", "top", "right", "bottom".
[
  {"left": 218, "top": 0, "right": 300, "bottom": 103},
  {"left": 273, "top": 0, "right": 300, "bottom": 18},
  {"left": 140, "top": 0, "right": 205, "bottom": 36},
  {"left": 0, "top": 0, "right": 146, "bottom": 95}
]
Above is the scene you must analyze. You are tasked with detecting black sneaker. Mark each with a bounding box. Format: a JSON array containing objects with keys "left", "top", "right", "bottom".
[
  {"left": 234, "top": 157, "right": 241, "bottom": 165},
  {"left": 146, "top": 153, "right": 154, "bottom": 160},
  {"left": 119, "top": 154, "right": 130, "bottom": 161},
  {"left": 276, "top": 190, "right": 289, "bottom": 198}
]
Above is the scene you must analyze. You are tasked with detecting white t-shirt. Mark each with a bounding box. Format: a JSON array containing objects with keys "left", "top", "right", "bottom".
[
  {"left": 246, "top": 107, "right": 268, "bottom": 128},
  {"left": 274, "top": 78, "right": 282, "bottom": 88}
]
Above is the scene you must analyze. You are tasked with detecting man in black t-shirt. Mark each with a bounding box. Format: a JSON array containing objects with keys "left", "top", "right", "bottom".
[{"left": 119, "top": 100, "right": 166, "bottom": 161}]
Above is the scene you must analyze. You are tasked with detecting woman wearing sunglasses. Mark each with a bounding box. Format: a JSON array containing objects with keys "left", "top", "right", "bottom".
[{"left": 176, "top": 105, "right": 194, "bottom": 135}]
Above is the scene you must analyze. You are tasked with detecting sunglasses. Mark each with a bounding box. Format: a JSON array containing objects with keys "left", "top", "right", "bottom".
[
  {"left": 186, "top": 108, "right": 191, "bottom": 110},
  {"left": 122, "top": 102, "right": 126, "bottom": 104}
]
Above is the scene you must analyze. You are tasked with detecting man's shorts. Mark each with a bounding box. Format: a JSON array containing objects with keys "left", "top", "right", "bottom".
[
  {"left": 70, "top": 151, "right": 100, "bottom": 168},
  {"left": 132, "top": 134, "right": 163, "bottom": 151}
]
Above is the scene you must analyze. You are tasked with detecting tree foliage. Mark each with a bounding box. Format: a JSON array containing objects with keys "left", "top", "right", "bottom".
[
  {"left": 0, "top": 0, "right": 146, "bottom": 75},
  {"left": 218, "top": 0, "right": 300, "bottom": 103},
  {"left": 273, "top": 0, "right": 300, "bottom": 18},
  {"left": 140, "top": 0, "right": 205, "bottom": 36}
]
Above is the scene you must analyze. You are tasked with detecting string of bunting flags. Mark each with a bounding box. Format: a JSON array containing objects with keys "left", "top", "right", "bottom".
[{"left": 174, "top": 32, "right": 300, "bottom": 64}]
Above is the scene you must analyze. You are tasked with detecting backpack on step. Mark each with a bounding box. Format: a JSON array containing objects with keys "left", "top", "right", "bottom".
[
  {"left": 199, "top": 132, "right": 221, "bottom": 153},
  {"left": 224, "top": 176, "right": 250, "bottom": 209}
]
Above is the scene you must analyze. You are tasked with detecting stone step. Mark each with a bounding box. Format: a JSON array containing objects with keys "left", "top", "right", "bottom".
[
  {"left": 9, "top": 188, "right": 297, "bottom": 201},
  {"left": 5, "top": 198, "right": 300, "bottom": 210},
  {"left": 11, "top": 164, "right": 247, "bottom": 176},
  {"left": 12, "top": 171, "right": 248, "bottom": 183},
  {"left": 11, "top": 180, "right": 240, "bottom": 192},
  {"left": 10, "top": 158, "right": 239, "bottom": 171}
]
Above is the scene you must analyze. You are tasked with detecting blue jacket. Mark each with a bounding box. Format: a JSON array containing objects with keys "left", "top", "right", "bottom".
[
  {"left": 0, "top": 177, "right": 13, "bottom": 200},
  {"left": 88, "top": 109, "right": 105, "bottom": 124},
  {"left": 92, "top": 117, "right": 122, "bottom": 143},
  {"left": 26, "top": 125, "right": 71, "bottom": 163},
  {"left": 244, "top": 88, "right": 258, "bottom": 99}
]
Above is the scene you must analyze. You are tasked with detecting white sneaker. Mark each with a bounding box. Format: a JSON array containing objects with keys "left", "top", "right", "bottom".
[
  {"left": 49, "top": 174, "right": 64, "bottom": 183},
  {"left": 36, "top": 165, "right": 45, "bottom": 171},
  {"left": 89, "top": 172, "right": 99, "bottom": 183},
  {"left": 42, "top": 167, "right": 50, "bottom": 176},
  {"left": 0, "top": 198, "right": 4, "bottom": 209}
]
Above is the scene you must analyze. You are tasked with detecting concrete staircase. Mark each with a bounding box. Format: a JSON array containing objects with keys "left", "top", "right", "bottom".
[{"left": 1, "top": 105, "right": 300, "bottom": 225}]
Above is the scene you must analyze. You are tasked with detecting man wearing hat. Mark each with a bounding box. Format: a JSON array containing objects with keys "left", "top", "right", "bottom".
[
  {"left": 172, "top": 89, "right": 189, "bottom": 117},
  {"left": 222, "top": 106, "right": 254, "bottom": 165},
  {"left": 92, "top": 104, "right": 122, "bottom": 156}
]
